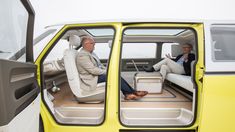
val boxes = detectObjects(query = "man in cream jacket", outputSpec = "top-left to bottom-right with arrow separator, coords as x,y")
76,36 -> 148,100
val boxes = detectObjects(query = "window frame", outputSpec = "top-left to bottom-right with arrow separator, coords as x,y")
205,23 -> 235,73
210,24 -> 235,62
118,25 -> 199,128
38,25 -> 116,126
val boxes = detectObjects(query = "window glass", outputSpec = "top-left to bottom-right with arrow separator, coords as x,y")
211,25 -> 235,61
161,43 -> 180,58
0,0 -> 28,61
124,29 -> 185,36
44,39 -> 69,62
86,28 -> 114,36
94,43 -> 111,59
33,29 -> 58,61
16,29 -> 58,62
122,43 -> 157,59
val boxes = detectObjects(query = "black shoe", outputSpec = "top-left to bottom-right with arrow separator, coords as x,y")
143,66 -> 155,72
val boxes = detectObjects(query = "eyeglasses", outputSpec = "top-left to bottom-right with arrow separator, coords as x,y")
86,42 -> 95,45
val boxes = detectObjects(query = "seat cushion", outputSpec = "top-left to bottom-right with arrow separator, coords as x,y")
166,73 -> 194,92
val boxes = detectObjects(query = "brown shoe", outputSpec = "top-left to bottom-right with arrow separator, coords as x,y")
134,91 -> 148,97
124,94 -> 141,100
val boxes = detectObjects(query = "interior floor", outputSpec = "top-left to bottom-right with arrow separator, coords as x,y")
50,82 -> 104,108
50,82 -> 192,111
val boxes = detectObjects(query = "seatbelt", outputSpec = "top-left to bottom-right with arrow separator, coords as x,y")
91,52 -> 103,68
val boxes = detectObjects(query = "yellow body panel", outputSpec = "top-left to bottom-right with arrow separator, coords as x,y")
36,23 -> 206,131
198,75 -> 235,132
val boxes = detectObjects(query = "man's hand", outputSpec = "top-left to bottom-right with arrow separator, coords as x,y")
183,54 -> 189,62
165,53 -> 172,58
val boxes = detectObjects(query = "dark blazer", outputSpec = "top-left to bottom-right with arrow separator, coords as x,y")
173,53 -> 195,76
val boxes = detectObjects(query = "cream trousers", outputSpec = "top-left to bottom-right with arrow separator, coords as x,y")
153,58 -> 185,80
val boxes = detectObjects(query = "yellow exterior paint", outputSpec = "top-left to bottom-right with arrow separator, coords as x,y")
36,22 -> 207,132
198,75 -> 235,132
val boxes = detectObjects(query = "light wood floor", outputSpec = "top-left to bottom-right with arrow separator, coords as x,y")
50,82 -> 192,111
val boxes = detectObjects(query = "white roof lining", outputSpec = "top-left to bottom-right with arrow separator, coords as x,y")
61,28 -> 196,45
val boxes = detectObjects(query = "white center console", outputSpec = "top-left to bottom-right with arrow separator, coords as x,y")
134,72 -> 163,93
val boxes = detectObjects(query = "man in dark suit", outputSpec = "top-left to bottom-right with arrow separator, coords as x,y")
144,43 -> 195,81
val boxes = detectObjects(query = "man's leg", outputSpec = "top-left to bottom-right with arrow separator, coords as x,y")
160,65 -> 171,81
164,58 -> 185,74
98,74 -> 135,95
98,74 -> 106,83
153,58 -> 169,71
153,58 -> 185,74
120,77 -> 135,95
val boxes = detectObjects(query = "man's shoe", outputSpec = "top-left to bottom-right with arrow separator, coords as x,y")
143,66 -> 155,72
134,91 -> 148,97
124,94 -> 141,100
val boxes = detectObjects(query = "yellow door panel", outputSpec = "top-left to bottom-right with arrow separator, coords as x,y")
199,75 -> 235,132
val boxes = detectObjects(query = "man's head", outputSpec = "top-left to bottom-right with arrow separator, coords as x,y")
181,43 -> 193,54
81,36 -> 95,52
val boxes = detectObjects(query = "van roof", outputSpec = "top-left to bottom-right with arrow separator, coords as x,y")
45,18 -> 235,28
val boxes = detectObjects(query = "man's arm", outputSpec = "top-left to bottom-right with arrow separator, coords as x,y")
172,54 -> 182,62
77,54 -> 106,75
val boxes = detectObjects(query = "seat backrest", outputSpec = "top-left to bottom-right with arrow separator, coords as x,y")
108,40 -> 113,48
191,60 -> 196,77
63,35 -> 83,97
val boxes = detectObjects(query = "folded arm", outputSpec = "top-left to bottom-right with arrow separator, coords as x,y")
77,55 -> 106,75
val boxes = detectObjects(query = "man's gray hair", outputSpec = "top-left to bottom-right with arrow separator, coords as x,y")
183,43 -> 193,49
81,36 -> 93,46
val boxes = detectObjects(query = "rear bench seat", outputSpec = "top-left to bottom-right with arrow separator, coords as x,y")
166,73 -> 194,92
166,61 -> 195,93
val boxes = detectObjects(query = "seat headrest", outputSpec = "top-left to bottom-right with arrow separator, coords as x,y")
171,44 -> 182,57
69,35 -> 81,47
108,40 -> 113,48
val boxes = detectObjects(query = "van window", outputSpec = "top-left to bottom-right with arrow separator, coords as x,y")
33,29 -> 58,61
44,39 -> 69,62
94,43 -> 110,59
0,0 -> 28,61
161,43 -> 180,58
122,43 -> 157,59
211,25 -> 235,61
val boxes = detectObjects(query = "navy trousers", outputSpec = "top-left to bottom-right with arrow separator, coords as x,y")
98,74 -> 135,95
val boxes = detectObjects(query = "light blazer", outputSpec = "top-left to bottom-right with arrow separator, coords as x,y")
76,48 -> 106,92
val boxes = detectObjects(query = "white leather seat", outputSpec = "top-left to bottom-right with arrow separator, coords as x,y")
108,40 -> 113,48
166,60 -> 195,93
166,73 -> 194,92
63,35 -> 105,103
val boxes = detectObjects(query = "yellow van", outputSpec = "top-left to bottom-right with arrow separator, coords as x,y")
1,0 -> 235,132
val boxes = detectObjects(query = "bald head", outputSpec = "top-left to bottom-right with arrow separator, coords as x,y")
81,36 -> 95,52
